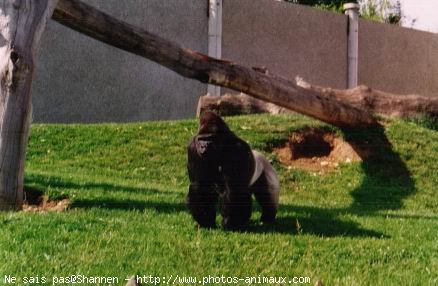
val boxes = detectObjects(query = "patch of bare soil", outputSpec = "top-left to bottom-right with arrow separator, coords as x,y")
22,188 -> 69,212
273,127 -> 371,172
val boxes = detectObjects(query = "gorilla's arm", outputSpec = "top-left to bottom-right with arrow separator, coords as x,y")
219,139 -> 254,230
186,138 -> 219,228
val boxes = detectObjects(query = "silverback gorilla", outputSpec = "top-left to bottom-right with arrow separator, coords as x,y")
187,111 -> 280,229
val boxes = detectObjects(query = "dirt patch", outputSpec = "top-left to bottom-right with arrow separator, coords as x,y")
273,127 -> 370,172
22,188 -> 69,212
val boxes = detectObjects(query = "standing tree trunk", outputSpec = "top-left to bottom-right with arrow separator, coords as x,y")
0,0 -> 58,210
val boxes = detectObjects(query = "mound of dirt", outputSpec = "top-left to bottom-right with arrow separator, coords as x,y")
23,188 -> 69,212
273,127 -> 370,172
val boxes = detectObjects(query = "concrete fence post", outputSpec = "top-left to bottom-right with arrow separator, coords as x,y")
344,3 -> 360,89
207,0 -> 223,96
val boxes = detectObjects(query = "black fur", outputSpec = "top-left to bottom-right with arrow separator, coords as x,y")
187,111 -> 279,230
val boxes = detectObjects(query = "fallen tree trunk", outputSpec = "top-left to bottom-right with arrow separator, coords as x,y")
199,78 -> 438,118
52,0 -> 377,128
197,93 -> 290,117
0,0 -> 58,210
295,77 -> 438,118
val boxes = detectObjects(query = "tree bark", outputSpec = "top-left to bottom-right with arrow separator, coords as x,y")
295,77 -> 438,118
197,93 -> 290,117
0,0 -> 58,210
52,0 -> 378,128
199,78 -> 438,118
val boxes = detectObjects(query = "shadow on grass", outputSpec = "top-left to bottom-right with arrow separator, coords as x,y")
71,198 -> 186,213
342,124 -> 416,214
25,173 -> 170,196
25,173 -> 186,213
247,205 -> 385,238
25,172 -> 384,237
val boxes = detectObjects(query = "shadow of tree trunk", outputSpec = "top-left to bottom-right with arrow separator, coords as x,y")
342,124 -> 416,214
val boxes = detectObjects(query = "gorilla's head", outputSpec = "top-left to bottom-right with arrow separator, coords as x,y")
198,111 -> 231,136
195,111 -> 234,156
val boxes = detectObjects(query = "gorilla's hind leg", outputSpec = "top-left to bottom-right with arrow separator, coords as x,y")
251,173 -> 279,224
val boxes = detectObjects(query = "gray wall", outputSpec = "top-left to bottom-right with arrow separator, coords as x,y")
222,0 -> 348,90
359,19 -> 438,97
33,0 -> 208,123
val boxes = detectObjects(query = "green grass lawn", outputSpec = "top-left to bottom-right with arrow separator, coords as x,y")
0,113 -> 437,285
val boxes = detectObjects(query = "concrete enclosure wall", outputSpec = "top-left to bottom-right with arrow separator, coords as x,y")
34,0 -> 208,123
222,0 -> 348,90
33,0 -> 438,123
359,19 -> 438,97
